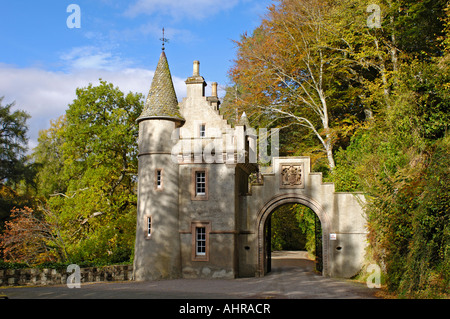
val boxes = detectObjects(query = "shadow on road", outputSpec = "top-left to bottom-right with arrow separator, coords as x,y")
270,250 -> 315,271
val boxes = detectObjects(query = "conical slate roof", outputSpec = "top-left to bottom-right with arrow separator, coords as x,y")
137,51 -> 185,123
237,111 -> 251,127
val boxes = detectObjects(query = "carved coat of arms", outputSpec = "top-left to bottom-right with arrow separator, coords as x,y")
280,164 -> 304,188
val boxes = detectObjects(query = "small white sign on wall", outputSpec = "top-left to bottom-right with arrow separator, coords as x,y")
330,233 -> 337,241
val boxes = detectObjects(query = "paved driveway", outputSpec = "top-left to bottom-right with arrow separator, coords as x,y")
0,252 -> 378,299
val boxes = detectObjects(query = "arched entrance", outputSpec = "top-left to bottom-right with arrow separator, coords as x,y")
256,194 -> 331,277
238,157 -> 367,278
264,203 -> 322,274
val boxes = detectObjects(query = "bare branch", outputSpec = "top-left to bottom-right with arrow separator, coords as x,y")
49,187 -> 89,198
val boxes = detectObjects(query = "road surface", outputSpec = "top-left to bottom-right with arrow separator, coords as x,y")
0,251 -> 378,299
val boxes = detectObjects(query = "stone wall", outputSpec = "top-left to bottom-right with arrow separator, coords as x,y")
0,265 -> 133,287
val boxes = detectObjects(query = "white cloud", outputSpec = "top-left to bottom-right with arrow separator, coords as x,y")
125,0 -> 240,20
111,22 -> 199,47
0,63 -> 186,153
60,46 -> 134,71
136,24 -> 199,44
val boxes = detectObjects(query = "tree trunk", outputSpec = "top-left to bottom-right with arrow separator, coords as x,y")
325,138 -> 335,170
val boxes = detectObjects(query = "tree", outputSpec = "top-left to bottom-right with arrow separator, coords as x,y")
227,0 -> 449,296
270,204 -> 318,258
0,97 -> 36,225
327,1 -> 450,296
270,204 -> 306,251
0,206 -> 67,264
229,0 -> 371,171
33,115 -> 66,198
394,0 -> 447,59
0,97 -> 30,184
34,80 -> 143,263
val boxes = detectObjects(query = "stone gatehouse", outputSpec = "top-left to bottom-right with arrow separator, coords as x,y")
133,49 -> 368,281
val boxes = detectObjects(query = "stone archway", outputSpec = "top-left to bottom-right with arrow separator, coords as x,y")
256,193 -> 331,277
239,157 -> 367,279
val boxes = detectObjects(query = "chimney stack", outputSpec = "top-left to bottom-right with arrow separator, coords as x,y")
186,60 -> 206,98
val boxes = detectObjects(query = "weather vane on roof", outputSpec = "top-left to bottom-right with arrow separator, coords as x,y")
160,27 -> 169,51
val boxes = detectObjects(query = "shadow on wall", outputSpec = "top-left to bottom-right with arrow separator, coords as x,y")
330,232 -> 364,278
133,147 -> 181,280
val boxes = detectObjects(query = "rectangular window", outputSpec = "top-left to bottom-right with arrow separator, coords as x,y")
191,168 -> 208,200
155,169 -> 163,190
156,170 -> 162,188
191,221 -> 210,261
196,171 -> 206,195
199,124 -> 206,138
196,227 -> 206,256
147,216 -> 152,237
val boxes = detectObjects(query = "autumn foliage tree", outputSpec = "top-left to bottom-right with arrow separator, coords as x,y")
0,206 -> 67,264
226,0 -> 449,297
228,0 -> 372,170
327,0 -> 450,297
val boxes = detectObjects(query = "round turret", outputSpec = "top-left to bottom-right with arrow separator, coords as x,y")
133,50 -> 184,281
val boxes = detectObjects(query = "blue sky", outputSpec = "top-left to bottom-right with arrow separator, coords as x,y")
0,0 -> 273,150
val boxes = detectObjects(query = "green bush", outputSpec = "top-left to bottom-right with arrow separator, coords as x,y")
0,260 -> 29,270
0,259 -> 132,270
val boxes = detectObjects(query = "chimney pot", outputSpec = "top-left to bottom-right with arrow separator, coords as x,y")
193,60 -> 200,76
211,82 -> 218,97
